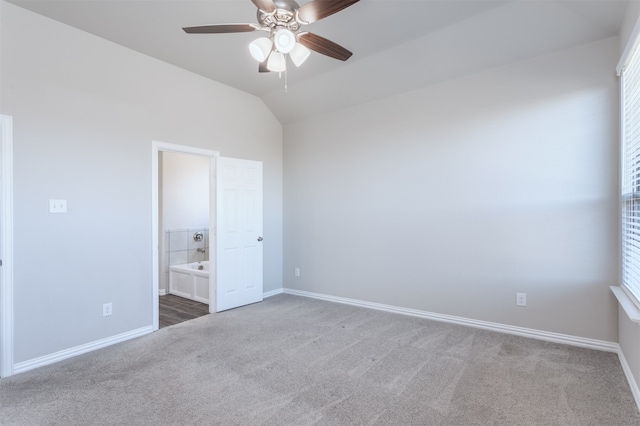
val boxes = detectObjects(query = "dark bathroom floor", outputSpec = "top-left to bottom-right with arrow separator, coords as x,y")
159,294 -> 209,328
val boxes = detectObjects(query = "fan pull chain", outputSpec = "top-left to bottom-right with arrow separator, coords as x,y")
276,57 -> 288,93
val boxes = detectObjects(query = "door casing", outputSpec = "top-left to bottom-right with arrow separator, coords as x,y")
0,115 -> 14,378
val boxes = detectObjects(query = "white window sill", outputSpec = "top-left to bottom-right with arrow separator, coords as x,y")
611,286 -> 640,323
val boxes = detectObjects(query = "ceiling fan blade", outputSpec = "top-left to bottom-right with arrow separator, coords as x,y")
259,60 -> 270,73
298,32 -> 352,61
252,0 -> 276,13
183,24 -> 258,34
297,0 -> 360,24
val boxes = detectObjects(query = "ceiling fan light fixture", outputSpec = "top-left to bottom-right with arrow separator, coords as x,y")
249,37 -> 273,62
290,42 -> 311,67
273,29 -> 296,54
267,51 -> 287,72
184,0 -> 360,76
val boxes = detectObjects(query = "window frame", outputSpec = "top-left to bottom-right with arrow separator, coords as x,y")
620,38 -> 640,311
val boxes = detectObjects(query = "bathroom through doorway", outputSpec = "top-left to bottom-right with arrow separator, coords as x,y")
151,141 -> 264,331
158,150 -> 211,327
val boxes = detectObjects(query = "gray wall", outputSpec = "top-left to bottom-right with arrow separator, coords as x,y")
1,2 -> 283,363
620,0 -> 640,53
284,37 -> 620,342
1,0 -> 635,377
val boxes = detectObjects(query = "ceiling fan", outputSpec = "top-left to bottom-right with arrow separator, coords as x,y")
183,0 -> 360,73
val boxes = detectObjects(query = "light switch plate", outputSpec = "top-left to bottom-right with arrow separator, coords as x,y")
49,199 -> 67,213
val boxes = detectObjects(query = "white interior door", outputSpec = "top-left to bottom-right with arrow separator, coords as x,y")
215,157 -> 263,312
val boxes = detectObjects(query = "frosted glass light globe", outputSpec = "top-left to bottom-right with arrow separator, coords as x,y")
267,51 -> 286,72
249,37 -> 273,62
290,43 -> 311,67
274,29 -> 295,54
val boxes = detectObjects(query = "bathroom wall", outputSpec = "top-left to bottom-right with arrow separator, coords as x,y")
160,151 -> 209,229
159,151 -> 210,294
163,228 -> 209,295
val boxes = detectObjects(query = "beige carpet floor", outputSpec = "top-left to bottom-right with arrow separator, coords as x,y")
1,294 -> 639,425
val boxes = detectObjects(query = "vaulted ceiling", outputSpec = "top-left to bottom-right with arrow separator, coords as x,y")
7,0 -> 629,124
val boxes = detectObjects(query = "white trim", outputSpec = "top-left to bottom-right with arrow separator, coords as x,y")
151,141 -> 220,330
617,346 -> 640,412
619,39 -> 640,311
151,143 -> 160,331
611,286 -> 640,322
8,289 -> 638,412
283,289 -> 640,407
263,288 -> 284,299
283,289 -> 619,353
0,115 -> 14,378
209,156 -> 217,313
12,326 -> 153,375
619,65 -> 626,308
154,141 -> 221,158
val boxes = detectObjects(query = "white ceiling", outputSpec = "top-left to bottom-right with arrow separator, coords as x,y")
7,0 -> 629,124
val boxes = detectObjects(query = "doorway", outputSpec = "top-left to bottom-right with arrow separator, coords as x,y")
152,141 -> 218,331
158,149 -> 211,327
152,141 -> 265,330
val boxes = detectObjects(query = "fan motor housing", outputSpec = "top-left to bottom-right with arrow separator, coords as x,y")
257,0 -> 301,32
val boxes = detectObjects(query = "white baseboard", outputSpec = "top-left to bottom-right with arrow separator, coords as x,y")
264,288 -> 284,299
10,288 -> 639,413
617,346 -> 640,411
283,289 -> 619,352
11,290 -> 284,376
13,326 -> 153,375
283,289 -> 640,410
159,289 -> 167,296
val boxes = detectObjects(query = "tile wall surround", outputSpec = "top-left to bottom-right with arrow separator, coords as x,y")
160,228 -> 209,294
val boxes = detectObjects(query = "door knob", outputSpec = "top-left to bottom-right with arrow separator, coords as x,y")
257,236 -> 263,242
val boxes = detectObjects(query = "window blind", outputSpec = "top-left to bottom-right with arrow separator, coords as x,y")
622,41 -> 640,303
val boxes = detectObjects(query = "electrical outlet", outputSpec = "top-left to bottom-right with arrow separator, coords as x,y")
103,303 -> 112,317
516,293 -> 527,307
294,267 -> 300,277
49,199 -> 67,213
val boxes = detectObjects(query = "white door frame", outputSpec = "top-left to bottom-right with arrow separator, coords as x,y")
151,141 -> 219,330
0,115 -> 14,377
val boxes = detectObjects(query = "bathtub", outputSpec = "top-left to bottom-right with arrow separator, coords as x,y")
169,261 -> 210,304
